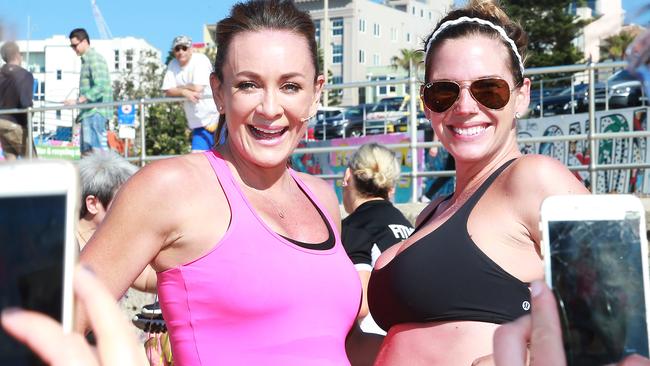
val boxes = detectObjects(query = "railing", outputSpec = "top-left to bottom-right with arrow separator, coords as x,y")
1,61 -> 647,200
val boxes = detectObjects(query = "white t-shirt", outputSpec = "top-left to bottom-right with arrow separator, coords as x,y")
162,52 -> 219,129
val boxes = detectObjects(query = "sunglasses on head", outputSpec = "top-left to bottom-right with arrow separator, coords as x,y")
174,45 -> 189,52
420,77 -> 514,113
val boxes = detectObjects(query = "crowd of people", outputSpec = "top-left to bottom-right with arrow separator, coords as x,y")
3,0 -> 650,365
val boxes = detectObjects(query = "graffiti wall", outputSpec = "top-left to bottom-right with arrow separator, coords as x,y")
517,107 -> 649,193
291,132 -> 425,203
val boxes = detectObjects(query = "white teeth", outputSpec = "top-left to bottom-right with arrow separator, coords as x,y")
252,126 -> 283,134
452,125 -> 486,136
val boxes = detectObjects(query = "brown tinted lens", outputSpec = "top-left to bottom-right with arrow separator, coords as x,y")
424,81 -> 460,113
470,78 -> 510,109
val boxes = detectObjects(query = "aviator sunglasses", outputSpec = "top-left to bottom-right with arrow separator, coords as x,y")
420,77 -> 515,113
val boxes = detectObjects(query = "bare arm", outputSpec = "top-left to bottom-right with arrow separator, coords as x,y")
130,265 -> 158,293
76,160 -> 189,332
509,155 -> 590,250
357,270 -> 371,319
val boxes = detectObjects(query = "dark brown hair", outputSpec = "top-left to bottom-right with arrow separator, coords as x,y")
423,0 -> 527,86
69,28 -> 90,43
212,0 -> 319,144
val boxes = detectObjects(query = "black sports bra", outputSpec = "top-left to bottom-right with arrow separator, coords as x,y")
367,159 -> 531,332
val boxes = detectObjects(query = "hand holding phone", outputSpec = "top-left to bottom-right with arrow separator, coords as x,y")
1,265 -> 147,366
0,161 -> 78,365
541,194 -> 650,365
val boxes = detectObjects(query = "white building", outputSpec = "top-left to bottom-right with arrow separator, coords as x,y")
204,0 -> 452,106
299,0 -> 452,105
572,0 -> 626,62
2,36 -> 161,134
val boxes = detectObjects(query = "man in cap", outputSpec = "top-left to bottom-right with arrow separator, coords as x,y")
162,35 -> 219,152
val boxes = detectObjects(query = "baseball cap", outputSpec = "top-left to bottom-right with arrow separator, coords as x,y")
172,35 -> 192,49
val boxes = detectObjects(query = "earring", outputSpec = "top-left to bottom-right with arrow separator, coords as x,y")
341,180 -> 348,187
218,106 -> 223,111
515,112 -> 521,119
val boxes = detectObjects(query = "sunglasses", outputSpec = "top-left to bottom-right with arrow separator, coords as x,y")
420,77 -> 514,113
174,45 -> 189,53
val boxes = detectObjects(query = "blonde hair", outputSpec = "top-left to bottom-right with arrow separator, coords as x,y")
348,143 -> 401,199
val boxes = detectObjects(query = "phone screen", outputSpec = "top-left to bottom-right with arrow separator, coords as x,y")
0,194 -> 67,366
548,217 -> 649,365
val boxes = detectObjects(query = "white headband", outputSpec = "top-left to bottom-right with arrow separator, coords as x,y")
425,16 -> 524,77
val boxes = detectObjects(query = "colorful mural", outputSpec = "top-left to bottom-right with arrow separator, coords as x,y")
517,107 -> 649,193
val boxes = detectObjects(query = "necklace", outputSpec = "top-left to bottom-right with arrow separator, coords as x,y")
241,176 -> 293,220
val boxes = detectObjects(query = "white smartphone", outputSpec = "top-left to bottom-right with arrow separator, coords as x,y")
541,194 -> 650,365
0,160 -> 78,365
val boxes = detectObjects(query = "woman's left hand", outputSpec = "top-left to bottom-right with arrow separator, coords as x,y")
1,265 -> 147,366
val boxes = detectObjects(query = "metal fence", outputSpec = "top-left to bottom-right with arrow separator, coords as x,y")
2,60 -> 649,201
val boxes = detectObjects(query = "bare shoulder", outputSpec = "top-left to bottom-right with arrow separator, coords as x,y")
124,154 -> 209,199
295,171 -> 341,224
506,154 -> 589,196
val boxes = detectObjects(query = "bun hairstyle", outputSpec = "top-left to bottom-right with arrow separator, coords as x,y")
423,0 -> 528,87
348,143 -> 401,200
212,0 -> 319,145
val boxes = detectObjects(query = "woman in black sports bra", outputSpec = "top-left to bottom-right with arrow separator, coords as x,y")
366,0 -> 589,364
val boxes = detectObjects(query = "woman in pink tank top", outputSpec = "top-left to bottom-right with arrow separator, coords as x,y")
76,1 -> 373,364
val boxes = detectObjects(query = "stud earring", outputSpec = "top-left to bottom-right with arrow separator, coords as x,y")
515,112 -> 521,119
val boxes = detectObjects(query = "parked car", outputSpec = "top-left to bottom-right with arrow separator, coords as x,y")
528,83 -> 607,117
390,111 -> 432,134
313,104 -> 374,140
605,69 -> 645,109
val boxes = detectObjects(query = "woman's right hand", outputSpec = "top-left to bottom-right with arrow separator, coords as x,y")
1,265 -> 147,366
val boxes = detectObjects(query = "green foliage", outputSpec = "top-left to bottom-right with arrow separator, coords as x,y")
113,50 -> 190,156
600,31 -> 636,61
502,0 -> 586,68
390,48 -> 424,77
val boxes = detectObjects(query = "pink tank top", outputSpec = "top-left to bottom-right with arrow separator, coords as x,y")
157,150 -> 361,365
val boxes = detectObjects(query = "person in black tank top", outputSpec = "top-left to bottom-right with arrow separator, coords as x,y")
366,1 -> 590,365
341,143 -> 414,335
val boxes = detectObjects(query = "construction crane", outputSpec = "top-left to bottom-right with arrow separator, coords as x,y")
91,0 -> 113,39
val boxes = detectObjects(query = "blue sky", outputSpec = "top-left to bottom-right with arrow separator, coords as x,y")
0,0 -> 649,57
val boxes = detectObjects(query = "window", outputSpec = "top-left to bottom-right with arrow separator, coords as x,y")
56,70 -> 62,80
114,50 -> 119,70
314,20 -> 320,44
359,49 -> 366,64
359,18 -> 366,33
373,23 -> 380,37
332,18 -> 343,36
373,53 -> 380,66
332,44 -> 343,64
429,11 -> 432,20
33,81 -> 45,101
406,32 -> 411,43
412,6 -> 415,14
331,76 -> 343,84
371,75 -> 396,96
56,110 -> 61,120
420,9 -> 424,17
126,49 -> 134,70
391,28 -> 398,42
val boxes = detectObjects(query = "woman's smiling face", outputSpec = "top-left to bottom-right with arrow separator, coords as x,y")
424,35 -> 530,164
211,29 -> 323,168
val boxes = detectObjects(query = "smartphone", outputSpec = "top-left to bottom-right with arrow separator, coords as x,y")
541,194 -> 650,366
0,160 -> 78,365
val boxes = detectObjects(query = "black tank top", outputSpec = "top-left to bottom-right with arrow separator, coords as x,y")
367,159 -> 531,332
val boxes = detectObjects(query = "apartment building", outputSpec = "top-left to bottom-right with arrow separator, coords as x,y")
1,36 -> 161,134
203,0 -> 452,106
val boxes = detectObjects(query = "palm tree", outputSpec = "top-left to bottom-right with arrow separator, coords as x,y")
390,48 -> 424,78
600,31 -> 636,61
